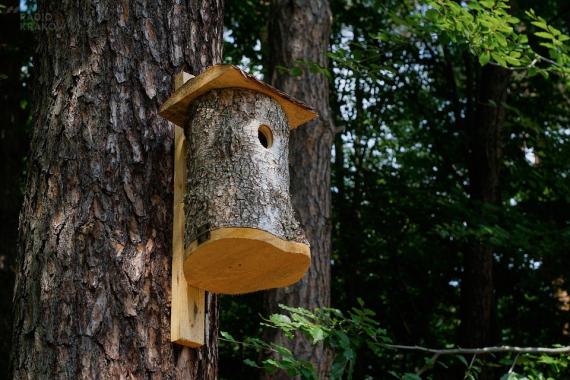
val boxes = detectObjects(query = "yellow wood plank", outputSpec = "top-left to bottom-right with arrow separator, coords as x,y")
171,71 -> 205,347
159,64 -> 319,129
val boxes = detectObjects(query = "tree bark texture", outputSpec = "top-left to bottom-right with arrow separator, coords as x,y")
11,1 -> 223,378
263,0 -> 335,378
460,65 -> 511,349
184,89 -> 307,246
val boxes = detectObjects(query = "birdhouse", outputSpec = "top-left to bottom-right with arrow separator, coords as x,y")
159,65 -> 318,346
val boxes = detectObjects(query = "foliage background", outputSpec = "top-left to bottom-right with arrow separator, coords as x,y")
220,0 -> 570,378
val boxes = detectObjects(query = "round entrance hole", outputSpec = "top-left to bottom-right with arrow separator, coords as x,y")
258,124 -> 273,149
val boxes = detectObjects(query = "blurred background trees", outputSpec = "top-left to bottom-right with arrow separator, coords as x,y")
221,0 -> 570,378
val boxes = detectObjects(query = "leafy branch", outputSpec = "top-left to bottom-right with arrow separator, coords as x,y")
221,304 -> 570,379
326,0 -> 570,83
420,0 -> 570,79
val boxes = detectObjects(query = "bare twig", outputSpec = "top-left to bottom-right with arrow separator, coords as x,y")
508,353 -> 520,374
384,343 -> 570,355
416,353 -> 440,376
464,354 -> 478,380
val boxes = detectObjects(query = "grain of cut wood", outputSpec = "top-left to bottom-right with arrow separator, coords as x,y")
184,228 -> 310,294
171,71 -> 206,347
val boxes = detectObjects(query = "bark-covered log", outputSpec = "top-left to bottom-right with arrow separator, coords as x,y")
11,0 -> 223,378
182,88 -> 310,294
184,88 -> 307,246
264,0 -> 335,378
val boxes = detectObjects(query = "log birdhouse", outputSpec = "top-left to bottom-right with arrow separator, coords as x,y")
159,65 -> 318,346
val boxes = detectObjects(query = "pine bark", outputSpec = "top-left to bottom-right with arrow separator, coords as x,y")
11,1 -> 223,378
263,0 -> 334,378
460,65 -> 511,348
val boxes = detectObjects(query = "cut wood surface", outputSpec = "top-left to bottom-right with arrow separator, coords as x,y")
159,64 -> 318,129
184,227 -> 310,294
171,71 -> 206,347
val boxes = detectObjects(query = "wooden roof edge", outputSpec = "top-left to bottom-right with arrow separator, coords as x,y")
159,64 -> 319,129
230,65 -> 317,113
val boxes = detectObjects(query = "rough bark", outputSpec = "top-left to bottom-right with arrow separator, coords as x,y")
263,0 -> 335,378
460,64 -> 511,349
11,0 -> 223,378
185,89 -> 306,246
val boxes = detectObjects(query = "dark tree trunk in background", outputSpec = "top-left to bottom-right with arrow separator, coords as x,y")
0,1 -> 32,376
11,0 -> 223,378
263,0 -> 335,378
460,65 -> 511,349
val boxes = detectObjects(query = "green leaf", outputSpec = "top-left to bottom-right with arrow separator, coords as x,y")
500,373 -> 528,380
308,326 -> 325,343
271,314 -> 292,324
507,16 -> 520,24
538,355 -> 559,365
274,345 -> 293,357
456,355 -> 469,366
504,56 -> 521,66
290,66 -> 303,76
492,52 -> 507,67
264,358 -> 285,370
467,2 -> 482,11
243,359 -> 260,368
535,31 -> 554,39
402,373 -> 422,380
479,51 -> 491,66
531,20 -> 549,30
220,331 -> 235,342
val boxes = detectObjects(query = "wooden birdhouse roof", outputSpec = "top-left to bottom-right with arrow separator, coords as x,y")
159,64 -> 318,128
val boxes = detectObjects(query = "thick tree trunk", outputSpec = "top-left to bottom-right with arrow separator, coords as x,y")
460,65 -> 511,349
263,0 -> 334,378
11,1 -> 223,378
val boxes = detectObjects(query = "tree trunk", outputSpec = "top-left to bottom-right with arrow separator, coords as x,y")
11,0 -> 223,378
263,0 -> 334,378
460,64 -> 511,349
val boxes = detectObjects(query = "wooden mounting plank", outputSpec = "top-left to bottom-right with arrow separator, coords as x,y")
170,71 -> 205,347
159,64 -> 319,129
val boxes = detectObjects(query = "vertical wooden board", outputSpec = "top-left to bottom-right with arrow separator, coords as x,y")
171,72 -> 205,347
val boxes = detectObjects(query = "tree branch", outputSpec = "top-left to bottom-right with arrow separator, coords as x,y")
384,343 -> 570,355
